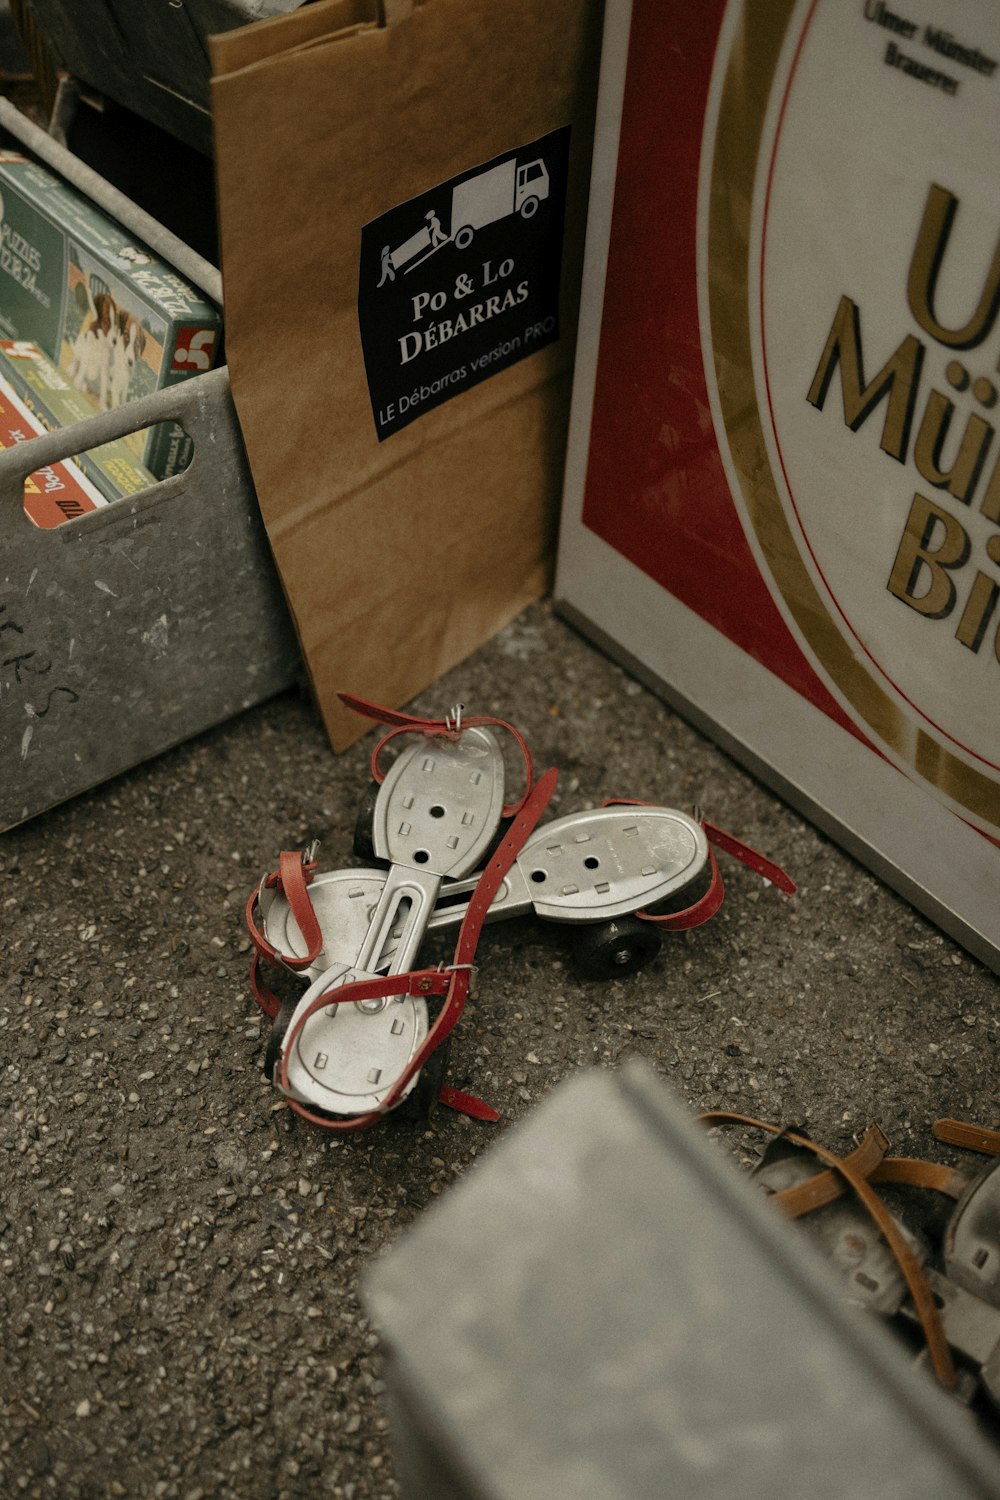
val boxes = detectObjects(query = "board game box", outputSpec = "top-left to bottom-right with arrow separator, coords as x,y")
0,150 -> 221,479
0,369 -> 109,528
0,338 -> 156,502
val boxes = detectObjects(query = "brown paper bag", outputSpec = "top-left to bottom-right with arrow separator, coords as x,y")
210,0 -> 603,748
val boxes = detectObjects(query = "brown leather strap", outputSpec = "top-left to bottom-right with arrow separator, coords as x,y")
699,1111 -> 957,1387
874,1157 -> 969,1199
932,1117 -> 1000,1157
772,1150 -> 968,1217
771,1124 -> 889,1218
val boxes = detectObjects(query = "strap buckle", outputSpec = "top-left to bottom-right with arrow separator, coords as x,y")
442,961 -> 479,998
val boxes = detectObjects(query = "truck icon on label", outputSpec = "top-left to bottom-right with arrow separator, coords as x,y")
450,156 -> 550,248
382,154 -> 550,280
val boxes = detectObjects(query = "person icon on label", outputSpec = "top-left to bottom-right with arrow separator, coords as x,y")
378,245 -> 395,286
425,209 -> 448,248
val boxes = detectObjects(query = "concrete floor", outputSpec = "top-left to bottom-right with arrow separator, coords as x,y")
2,596 -> 998,1499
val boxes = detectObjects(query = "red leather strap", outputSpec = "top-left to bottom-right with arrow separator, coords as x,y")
273,850 -> 324,968
601,800 -> 794,930
245,884 -> 271,958
279,765 -> 559,1132
245,850 -> 324,1023
339,693 -> 449,731
249,952 -> 282,1021
637,845 -> 725,930
438,1085 -> 501,1122
245,850 -> 322,973
339,691 -> 534,817
702,822 -> 797,894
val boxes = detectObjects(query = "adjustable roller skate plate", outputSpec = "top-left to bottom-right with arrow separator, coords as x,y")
425,806 -> 709,932
512,805 -> 708,923
281,959 -> 430,1113
278,726 -> 506,1115
259,868 -> 404,980
753,1146 -> 915,1319
354,725 -> 506,977
944,1161 -> 1000,1309
262,803 -> 710,972
371,726 -> 507,870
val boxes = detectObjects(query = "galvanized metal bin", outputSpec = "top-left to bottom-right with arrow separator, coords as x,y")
0,99 -> 300,832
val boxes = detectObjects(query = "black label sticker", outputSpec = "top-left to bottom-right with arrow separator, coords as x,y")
358,126 -> 571,440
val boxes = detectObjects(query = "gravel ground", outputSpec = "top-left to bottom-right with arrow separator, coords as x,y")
1,598 -> 998,1499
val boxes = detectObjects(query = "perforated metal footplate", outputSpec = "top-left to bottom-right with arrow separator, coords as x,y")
514,805 -> 708,923
281,961 -> 430,1114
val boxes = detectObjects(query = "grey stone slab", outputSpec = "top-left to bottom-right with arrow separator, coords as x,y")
366,1061 -> 1000,1500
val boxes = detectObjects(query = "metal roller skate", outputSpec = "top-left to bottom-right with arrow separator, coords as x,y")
707,1110 -> 1000,1411
266,714 -> 507,1119
256,800 -> 793,987
246,695 -> 794,1133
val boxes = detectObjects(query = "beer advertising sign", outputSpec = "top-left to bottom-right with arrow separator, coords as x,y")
557,0 -> 1000,965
